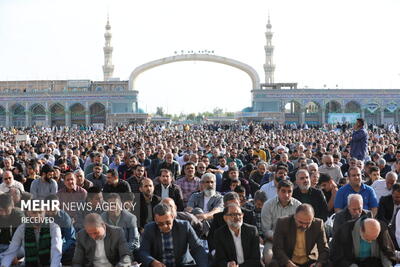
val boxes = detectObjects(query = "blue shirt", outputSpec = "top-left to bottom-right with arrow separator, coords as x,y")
334,183 -> 379,210
359,238 -> 372,259
53,210 -> 76,253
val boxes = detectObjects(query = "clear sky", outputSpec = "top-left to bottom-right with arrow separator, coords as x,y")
1,0 -> 400,114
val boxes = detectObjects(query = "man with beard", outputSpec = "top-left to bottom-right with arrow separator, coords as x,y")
318,154 -> 343,184
127,164 -> 146,193
293,169 -> 329,221
208,192 -> 255,254
271,204 -> 329,267
0,201 -> 62,267
260,165 -> 288,201
186,173 -> 223,221
213,203 -> 261,267
139,178 -> 161,232
30,164 -> 58,200
154,169 -> 184,211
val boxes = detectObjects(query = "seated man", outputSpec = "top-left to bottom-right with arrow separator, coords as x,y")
376,182 -> 400,226
260,165 -> 288,200
271,204 -> 329,267
220,167 -> 251,197
161,197 -> 208,239
139,178 -> 161,231
293,169 -> 328,221
372,171 -> 397,202
72,213 -> 132,267
101,193 -> 140,253
138,203 -> 208,267
86,163 -> 107,190
261,180 -> 301,265
0,194 -> 24,255
57,171 -> 87,222
74,169 -> 93,191
213,203 -> 261,267
0,201 -> 62,267
333,194 -> 371,236
102,169 -> 131,202
331,217 -> 395,266
208,192 -> 255,254
175,162 -> 200,207
154,169 -> 184,211
186,173 -> 223,221
0,171 -> 24,193
44,194 -> 76,265
74,186 -> 104,232
30,164 -> 58,200
334,166 -> 379,217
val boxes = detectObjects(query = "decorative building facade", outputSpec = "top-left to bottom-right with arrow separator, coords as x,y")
0,80 -> 144,127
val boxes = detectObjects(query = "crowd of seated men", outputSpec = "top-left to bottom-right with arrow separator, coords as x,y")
0,121 -> 399,266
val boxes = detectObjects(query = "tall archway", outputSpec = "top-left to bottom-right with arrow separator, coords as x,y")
90,103 -> 106,124
70,103 -> 85,126
50,103 -> 65,126
11,104 -> 25,127
30,104 -> 46,126
0,106 -> 6,126
129,54 -> 260,91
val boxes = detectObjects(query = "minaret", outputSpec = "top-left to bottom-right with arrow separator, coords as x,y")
103,16 -> 114,81
264,14 -> 275,84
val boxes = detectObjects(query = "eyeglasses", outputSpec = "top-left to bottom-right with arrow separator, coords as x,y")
226,213 -> 243,218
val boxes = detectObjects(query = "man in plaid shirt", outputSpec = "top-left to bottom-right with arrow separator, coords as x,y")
175,162 -> 200,207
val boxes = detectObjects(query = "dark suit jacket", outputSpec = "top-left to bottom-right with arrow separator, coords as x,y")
332,208 -> 371,236
72,224 -> 132,267
293,187 -> 329,221
377,194 -> 395,225
330,218 -> 396,266
139,194 -> 161,230
154,183 -> 184,211
138,219 -> 208,267
213,223 -> 261,267
272,215 -> 329,266
207,207 -> 255,252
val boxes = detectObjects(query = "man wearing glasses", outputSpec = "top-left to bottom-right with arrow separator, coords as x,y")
139,203 -> 208,267
213,203 -> 261,267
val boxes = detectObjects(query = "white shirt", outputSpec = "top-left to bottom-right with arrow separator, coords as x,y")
161,184 -> 170,199
371,179 -> 391,202
260,181 -> 277,201
1,223 -> 62,267
93,232 -> 113,267
228,227 -> 244,265
0,180 -> 25,193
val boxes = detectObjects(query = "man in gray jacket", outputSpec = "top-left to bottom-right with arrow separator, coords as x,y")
72,213 -> 132,267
